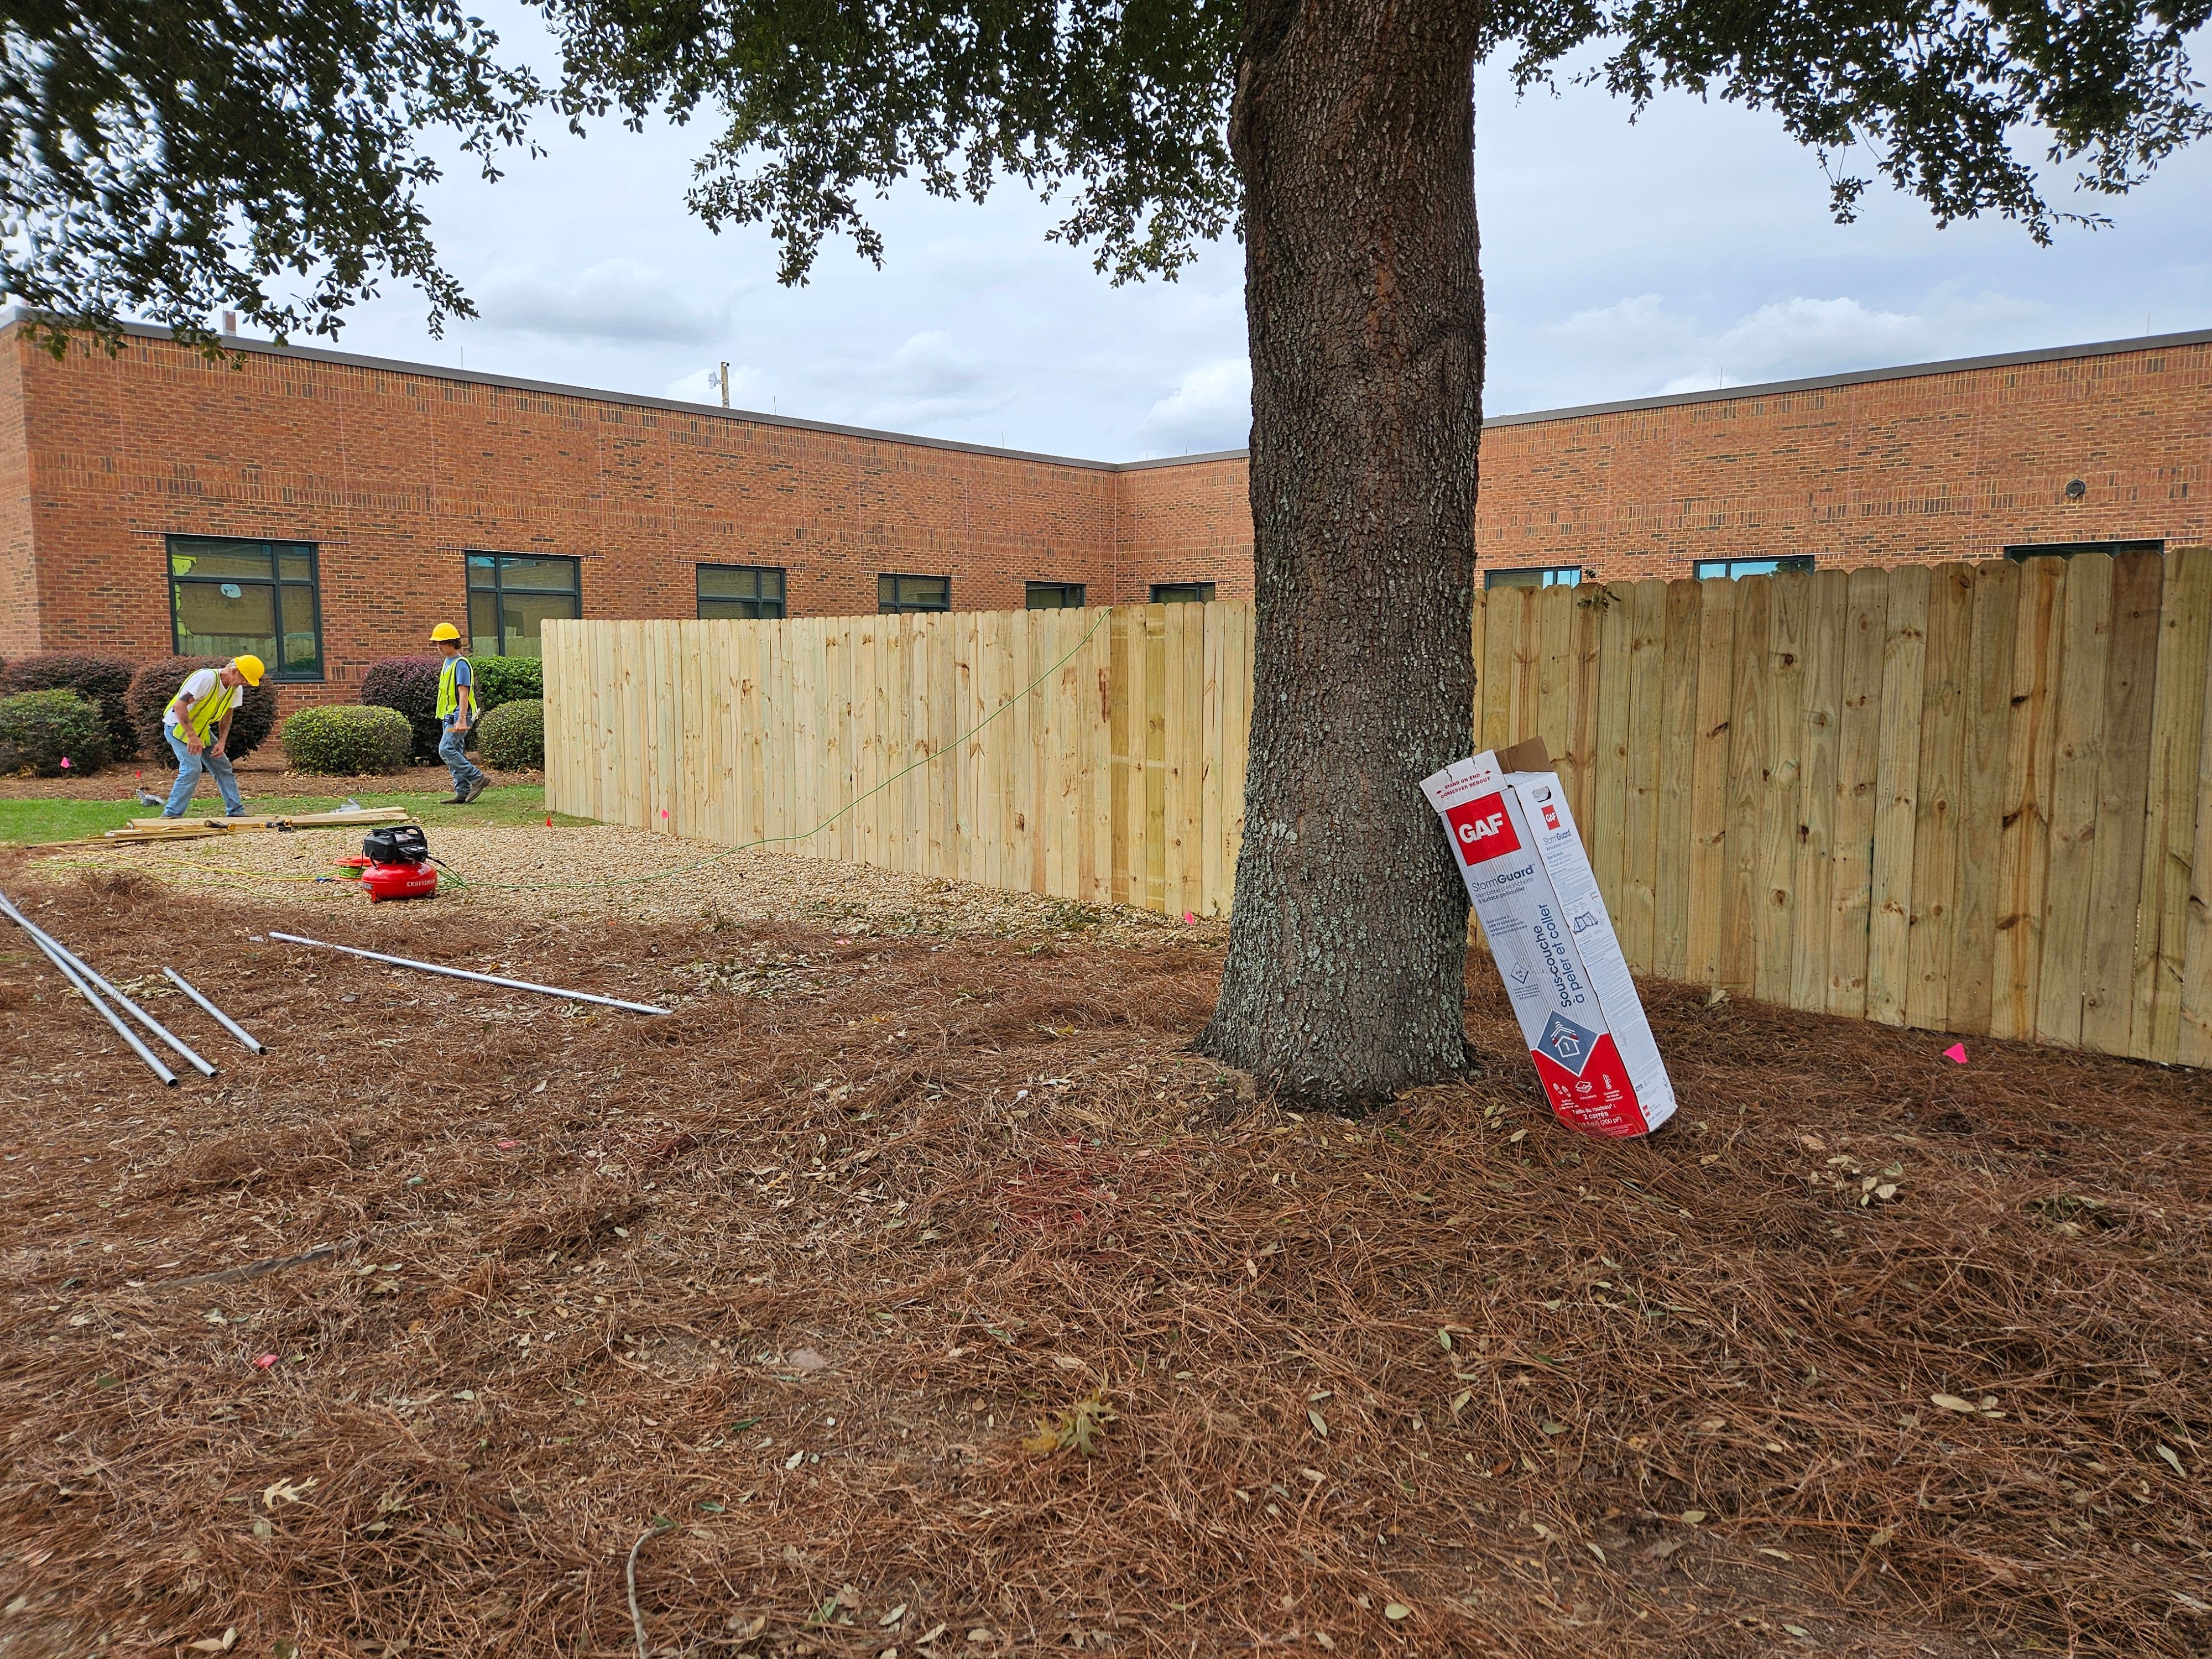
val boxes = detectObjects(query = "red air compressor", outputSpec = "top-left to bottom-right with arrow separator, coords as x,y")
360,824 -> 439,902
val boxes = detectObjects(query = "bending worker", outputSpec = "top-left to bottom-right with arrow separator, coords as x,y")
432,623 -> 489,804
161,654 -> 263,818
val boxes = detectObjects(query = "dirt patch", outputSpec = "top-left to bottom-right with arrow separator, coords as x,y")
0,868 -> 2206,1657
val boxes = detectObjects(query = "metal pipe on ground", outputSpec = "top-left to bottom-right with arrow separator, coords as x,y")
267,931 -> 670,1015
163,968 -> 267,1054
0,896 -> 178,1086
0,891 -> 218,1077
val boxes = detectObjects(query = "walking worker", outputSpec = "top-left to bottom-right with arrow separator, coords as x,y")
160,654 -> 263,818
431,623 -> 489,805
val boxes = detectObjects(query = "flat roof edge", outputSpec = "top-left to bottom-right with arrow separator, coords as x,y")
7,310 -> 2204,464
1482,327 -> 2212,429
4,314 -> 1122,472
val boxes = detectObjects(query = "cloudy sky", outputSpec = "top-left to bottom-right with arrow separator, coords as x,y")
326,9 -> 2212,462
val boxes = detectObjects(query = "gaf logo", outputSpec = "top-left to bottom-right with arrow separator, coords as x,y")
1446,791 -> 1521,865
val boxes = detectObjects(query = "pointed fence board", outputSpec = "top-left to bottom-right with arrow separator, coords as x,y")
541,551 -> 2212,1070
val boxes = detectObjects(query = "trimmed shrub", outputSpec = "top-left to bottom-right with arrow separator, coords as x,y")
280,705 -> 412,775
472,654 -> 541,714
0,652 -> 139,759
0,689 -> 112,776
126,656 -> 279,762
475,697 -> 544,772
359,655 -> 446,763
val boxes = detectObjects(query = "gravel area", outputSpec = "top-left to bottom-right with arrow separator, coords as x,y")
39,819 -> 1219,945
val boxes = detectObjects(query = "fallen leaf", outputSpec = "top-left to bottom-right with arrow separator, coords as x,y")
4,1596 -> 29,1615
1783,1624 -> 1811,1637
1437,1329 -> 1453,1351
1307,1407 -> 1329,1438
1538,1421 -> 1567,1436
1758,1547 -> 1792,1560
1679,1510 -> 1707,1525
261,1476 -> 316,1509
1449,1389 -> 1472,1418
1050,1355 -> 1085,1371
784,1450 -> 805,1470
1867,1527 -> 1895,1548
1929,1394 -> 1976,1413
2155,1444 -> 2185,1475
788,1347 -> 828,1373
880,1604 -> 908,1627
1383,1604 -> 1411,1621
252,1354 -> 278,1370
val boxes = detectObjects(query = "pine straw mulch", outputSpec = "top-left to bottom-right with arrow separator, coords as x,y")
0,869 -> 2208,1659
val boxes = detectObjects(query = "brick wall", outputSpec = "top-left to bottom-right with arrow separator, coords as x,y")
4,321 -> 2208,709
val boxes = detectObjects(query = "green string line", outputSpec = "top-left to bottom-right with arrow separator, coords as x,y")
441,610 -> 1113,898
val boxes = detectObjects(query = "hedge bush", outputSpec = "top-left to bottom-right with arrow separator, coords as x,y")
126,657 -> 279,761
475,697 -> 544,771
0,652 -> 139,759
472,654 -> 541,714
359,655 -> 446,763
279,705 -> 413,775
0,689 -> 112,776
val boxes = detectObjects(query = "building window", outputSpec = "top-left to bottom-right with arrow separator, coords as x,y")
1025,581 -> 1086,610
1483,566 -> 1582,589
879,573 -> 951,614
698,564 -> 787,620
1150,582 -> 1217,604
467,553 -> 581,658
167,535 -> 324,680
2005,539 -> 2164,561
1694,556 -> 1816,581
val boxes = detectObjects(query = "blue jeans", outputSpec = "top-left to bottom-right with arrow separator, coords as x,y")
439,716 -> 487,794
163,729 -> 246,817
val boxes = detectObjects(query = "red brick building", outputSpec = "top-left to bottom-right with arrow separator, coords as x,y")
1,317 -> 2205,704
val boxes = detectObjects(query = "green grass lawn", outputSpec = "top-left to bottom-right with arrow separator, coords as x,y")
0,786 -> 593,846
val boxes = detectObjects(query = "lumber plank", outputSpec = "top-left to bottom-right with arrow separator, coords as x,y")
1722,573 -> 1769,994
1569,584 -> 1605,827
1537,581 -> 1575,768
1201,602 -> 1225,915
2182,578 -> 2212,1067
1906,563 -> 1973,1032
1590,584 -> 1632,921
1867,566 -> 1928,1026
1756,572 -> 1808,1005
1109,607 -> 1135,906
1144,603 -> 1169,914
2080,551 -> 2163,1053
1220,600 -> 1252,916
1947,561 -> 2020,1036
1991,557 -> 2063,1041
1792,570 -> 1846,1012
1480,586 -> 1520,752
1654,576 -> 1702,982
1687,575 -> 1737,988
2131,544 -> 2212,1060
2036,549 -> 2111,1048
123,807 -> 408,831
1621,579 -> 1667,973
1826,568 -> 1887,1019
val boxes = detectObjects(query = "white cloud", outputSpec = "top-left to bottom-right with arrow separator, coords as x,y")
1140,358 -> 1251,455
474,259 -> 745,346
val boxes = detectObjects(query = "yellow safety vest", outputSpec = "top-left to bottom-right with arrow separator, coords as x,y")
437,656 -> 471,719
171,675 -> 238,742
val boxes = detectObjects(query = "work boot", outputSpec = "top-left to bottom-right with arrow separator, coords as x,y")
463,777 -> 488,804
440,791 -> 467,806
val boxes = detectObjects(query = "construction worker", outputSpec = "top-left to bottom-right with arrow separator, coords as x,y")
161,655 -> 263,818
432,623 -> 489,804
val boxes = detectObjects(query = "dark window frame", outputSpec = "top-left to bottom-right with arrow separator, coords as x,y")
2004,539 -> 2164,561
166,534 -> 326,681
1482,566 -> 1583,590
1693,556 -> 1816,581
466,551 -> 582,658
1025,581 -> 1087,610
697,563 -> 789,620
1150,581 -> 1217,604
878,572 -> 952,614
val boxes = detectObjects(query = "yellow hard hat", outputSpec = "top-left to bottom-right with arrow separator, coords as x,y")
430,622 -> 462,643
231,654 -> 265,686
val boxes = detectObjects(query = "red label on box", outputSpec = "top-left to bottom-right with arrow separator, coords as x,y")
1528,1032 -> 1652,1138
1444,792 -> 1520,865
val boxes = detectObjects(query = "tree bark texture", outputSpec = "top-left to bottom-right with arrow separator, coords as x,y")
1198,0 -> 1484,1106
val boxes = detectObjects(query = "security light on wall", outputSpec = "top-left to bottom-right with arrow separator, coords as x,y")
2065,478 -> 2086,499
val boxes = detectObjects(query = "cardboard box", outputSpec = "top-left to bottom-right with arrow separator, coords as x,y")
1422,748 -> 1677,1137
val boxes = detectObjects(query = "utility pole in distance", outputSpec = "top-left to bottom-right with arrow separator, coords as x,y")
718,362 -> 730,408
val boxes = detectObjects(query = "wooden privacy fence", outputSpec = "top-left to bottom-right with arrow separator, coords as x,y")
543,545 -> 2212,1070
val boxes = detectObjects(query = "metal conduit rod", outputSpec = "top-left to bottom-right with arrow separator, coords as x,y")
163,968 -> 267,1054
0,892 -> 217,1077
0,898 -> 177,1086
267,931 -> 670,1015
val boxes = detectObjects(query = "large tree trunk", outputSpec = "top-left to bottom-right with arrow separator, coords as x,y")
1197,0 -> 1485,1108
